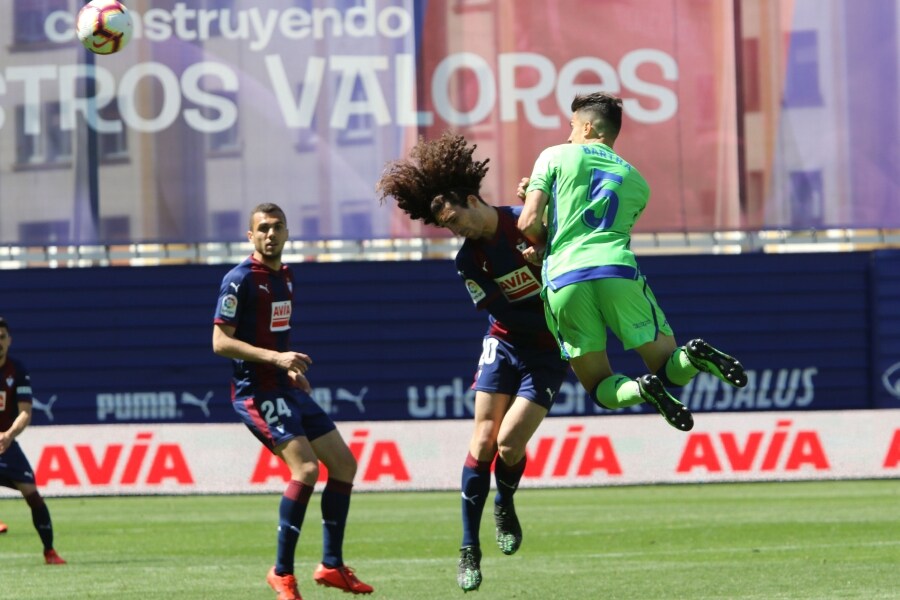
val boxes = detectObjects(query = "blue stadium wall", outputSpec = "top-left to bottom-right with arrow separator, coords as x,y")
3,250 -> 899,426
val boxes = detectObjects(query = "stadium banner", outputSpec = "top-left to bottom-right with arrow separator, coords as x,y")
1,2 -> 896,247
5,410 -> 899,497
873,250 -> 900,409
1,251 -> 882,426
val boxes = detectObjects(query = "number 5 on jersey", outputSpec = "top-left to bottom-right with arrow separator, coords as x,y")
583,168 -> 623,230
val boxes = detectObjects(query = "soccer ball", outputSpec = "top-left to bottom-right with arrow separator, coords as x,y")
75,0 -> 133,55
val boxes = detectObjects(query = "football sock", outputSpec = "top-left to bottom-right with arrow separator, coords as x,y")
593,374 -> 644,409
25,491 -> 53,551
460,452 -> 492,547
275,480 -> 313,575
494,456 -> 526,506
321,478 -> 353,568
659,347 -> 699,387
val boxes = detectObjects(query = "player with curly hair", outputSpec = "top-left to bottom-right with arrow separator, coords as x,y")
377,132 -> 569,593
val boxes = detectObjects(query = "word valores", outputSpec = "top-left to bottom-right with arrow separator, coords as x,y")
0,50 -> 678,136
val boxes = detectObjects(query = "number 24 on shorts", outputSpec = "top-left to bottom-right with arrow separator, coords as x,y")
260,397 -> 293,425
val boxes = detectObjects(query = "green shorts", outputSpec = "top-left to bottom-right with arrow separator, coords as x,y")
543,276 -> 673,359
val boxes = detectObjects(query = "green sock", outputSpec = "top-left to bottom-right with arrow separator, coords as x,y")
664,347 -> 699,386
593,375 -> 644,409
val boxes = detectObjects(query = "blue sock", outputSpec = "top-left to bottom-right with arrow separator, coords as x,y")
494,456 -> 526,506
25,492 -> 53,551
275,480 -> 313,575
321,478 -> 353,568
461,452 -> 492,548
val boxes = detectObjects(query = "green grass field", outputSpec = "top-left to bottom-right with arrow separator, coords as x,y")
1,480 -> 898,599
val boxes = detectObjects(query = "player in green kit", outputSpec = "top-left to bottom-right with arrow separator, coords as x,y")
518,92 -> 747,431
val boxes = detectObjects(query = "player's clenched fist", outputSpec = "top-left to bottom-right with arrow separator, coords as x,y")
516,177 -> 530,201
276,351 -> 312,374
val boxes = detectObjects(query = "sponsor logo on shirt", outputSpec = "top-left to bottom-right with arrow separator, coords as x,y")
465,279 -> 486,304
494,266 -> 540,301
271,300 -> 291,331
221,294 -> 238,319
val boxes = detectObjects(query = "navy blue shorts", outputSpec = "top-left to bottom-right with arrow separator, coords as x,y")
233,388 -> 336,451
0,441 -> 36,488
473,336 -> 569,410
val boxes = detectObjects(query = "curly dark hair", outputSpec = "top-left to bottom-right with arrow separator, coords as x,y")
375,132 -> 489,226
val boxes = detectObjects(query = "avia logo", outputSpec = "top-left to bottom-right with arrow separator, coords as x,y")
35,432 -> 195,486
523,425 -> 622,478
494,266 -> 540,301
884,429 -> 900,468
32,395 -> 58,422
270,300 -> 291,331
250,429 -> 410,483
676,419 -> 830,473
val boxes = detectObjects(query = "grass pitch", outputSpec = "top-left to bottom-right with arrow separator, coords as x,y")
1,480 -> 898,599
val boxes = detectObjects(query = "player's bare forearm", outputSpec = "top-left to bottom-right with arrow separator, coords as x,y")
212,324 -> 312,373
518,189 -> 549,245
0,406 -> 31,452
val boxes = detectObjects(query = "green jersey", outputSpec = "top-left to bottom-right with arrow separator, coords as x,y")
527,142 -> 650,291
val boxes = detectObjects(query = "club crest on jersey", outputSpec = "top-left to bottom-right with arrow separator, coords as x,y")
465,279 -> 486,304
270,300 -> 291,331
5,376 -> 13,388
494,266 -> 540,301
221,294 -> 238,318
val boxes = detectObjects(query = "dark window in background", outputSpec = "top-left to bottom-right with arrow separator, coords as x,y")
204,92 -> 241,155
15,103 -> 72,166
13,0 -> 67,46
742,38 -> 761,112
100,216 -> 131,242
98,103 -> 129,161
783,30 -> 824,108
19,220 -> 70,245
790,170 -> 824,227
211,210 -> 242,240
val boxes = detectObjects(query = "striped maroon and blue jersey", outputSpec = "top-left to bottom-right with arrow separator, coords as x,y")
456,206 -> 557,350
0,357 -> 32,431
214,255 -> 295,400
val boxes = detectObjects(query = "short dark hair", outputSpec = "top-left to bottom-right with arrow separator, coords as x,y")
375,132 -> 489,226
0,317 -> 8,333
571,92 -> 623,139
248,203 -> 287,230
